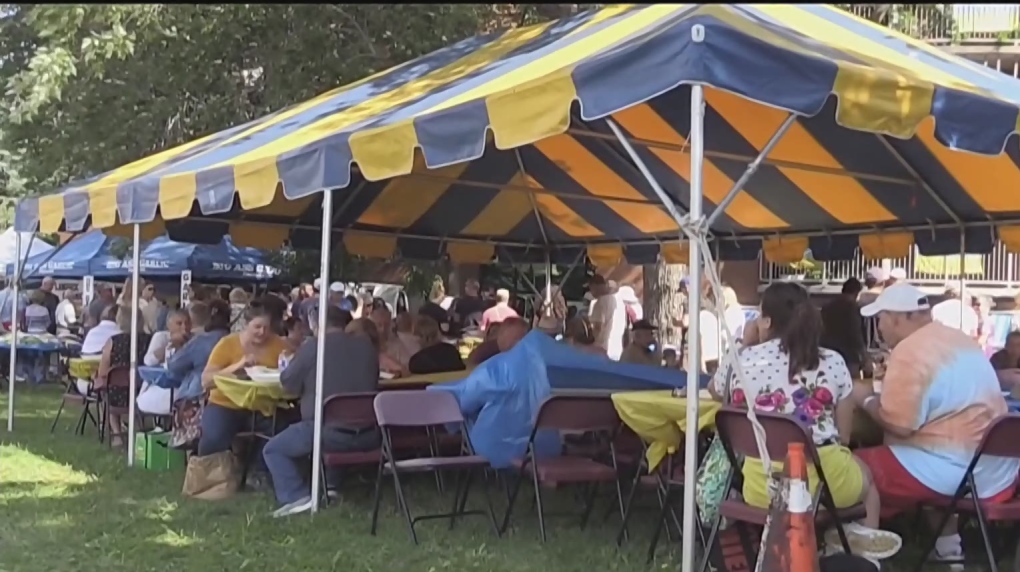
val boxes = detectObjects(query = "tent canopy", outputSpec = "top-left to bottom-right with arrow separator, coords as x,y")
0,228 -> 54,275
13,4 -> 1020,265
11,229 -> 277,281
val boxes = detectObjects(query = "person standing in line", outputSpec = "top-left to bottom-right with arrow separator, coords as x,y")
38,276 -> 59,335
931,283 -> 979,338
588,275 -> 627,361
480,288 -> 519,332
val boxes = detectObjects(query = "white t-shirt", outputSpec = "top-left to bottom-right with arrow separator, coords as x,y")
712,338 -> 853,445
81,320 -> 121,355
723,306 -> 746,344
590,293 -> 627,360
699,310 -> 721,363
56,299 -> 77,335
931,299 -> 979,337
144,330 -> 171,366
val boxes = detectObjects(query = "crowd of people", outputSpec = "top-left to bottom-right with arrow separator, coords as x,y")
709,268 -> 1020,567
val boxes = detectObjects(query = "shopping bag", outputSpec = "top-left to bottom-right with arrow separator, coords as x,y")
182,451 -> 238,501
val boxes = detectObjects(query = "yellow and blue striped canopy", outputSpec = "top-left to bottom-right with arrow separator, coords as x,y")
15,4 -> 1020,265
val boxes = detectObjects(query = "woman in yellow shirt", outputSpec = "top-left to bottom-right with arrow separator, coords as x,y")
197,304 -> 288,457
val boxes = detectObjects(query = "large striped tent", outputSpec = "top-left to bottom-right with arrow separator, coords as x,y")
14,4 -> 1020,266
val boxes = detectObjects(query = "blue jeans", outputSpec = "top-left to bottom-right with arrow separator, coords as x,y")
197,403 -> 278,472
262,419 -> 380,505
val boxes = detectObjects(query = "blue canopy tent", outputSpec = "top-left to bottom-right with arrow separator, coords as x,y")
11,230 -> 277,281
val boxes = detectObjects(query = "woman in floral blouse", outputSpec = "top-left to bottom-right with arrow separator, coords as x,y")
709,282 -> 886,535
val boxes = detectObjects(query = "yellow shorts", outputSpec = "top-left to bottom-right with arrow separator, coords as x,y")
741,444 -> 864,509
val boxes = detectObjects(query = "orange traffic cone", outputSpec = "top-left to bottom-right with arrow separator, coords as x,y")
757,442 -> 820,572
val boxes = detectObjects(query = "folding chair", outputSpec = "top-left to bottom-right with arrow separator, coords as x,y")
97,366 -> 145,444
912,414 -> 1020,572
317,392 -> 382,504
370,390 -> 499,545
501,395 -> 626,542
50,376 -> 101,437
702,406 -> 866,570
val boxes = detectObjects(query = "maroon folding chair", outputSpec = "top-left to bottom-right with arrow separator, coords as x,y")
500,395 -> 626,542
705,407 -> 865,570
912,414 -> 1020,572
370,390 -> 499,545
317,392 -> 382,504
96,366 -> 145,444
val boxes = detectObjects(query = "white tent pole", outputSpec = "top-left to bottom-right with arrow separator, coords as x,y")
310,188 -> 333,513
6,231 -> 21,431
959,227 -> 966,327
127,223 -> 141,466
682,82 -> 706,572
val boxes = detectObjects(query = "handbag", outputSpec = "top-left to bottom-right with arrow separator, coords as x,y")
170,399 -> 202,450
182,451 -> 238,500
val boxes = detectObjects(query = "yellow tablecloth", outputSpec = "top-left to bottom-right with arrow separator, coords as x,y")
68,357 -> 101,379
214,369 -> 471,414
214,375 -> 296,416
612,390 -> 721,470
379,368 -> 472,388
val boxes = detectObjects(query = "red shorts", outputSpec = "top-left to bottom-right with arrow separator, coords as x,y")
856,446 -> 1017,518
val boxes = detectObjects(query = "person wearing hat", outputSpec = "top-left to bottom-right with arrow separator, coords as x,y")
619,319 -> 661,366
853,283 -> 1019,564
930,282 -> 979,338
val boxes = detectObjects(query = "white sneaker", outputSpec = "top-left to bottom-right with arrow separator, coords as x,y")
824,523 -> 903,561
929,544 -> 964,572
272,496 -> 313,518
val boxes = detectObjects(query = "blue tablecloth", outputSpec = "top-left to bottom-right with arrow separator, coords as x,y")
0,341 -> 62,353
138,365 -> 178,389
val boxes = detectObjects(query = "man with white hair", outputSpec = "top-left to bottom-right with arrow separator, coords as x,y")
854,282 -> 1018,565
480,288 -> 519,332
931,282 -> 979,337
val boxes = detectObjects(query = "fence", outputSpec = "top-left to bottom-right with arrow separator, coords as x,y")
836,4 -> 1020,44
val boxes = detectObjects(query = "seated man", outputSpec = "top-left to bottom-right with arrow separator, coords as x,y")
619,319 -> 661,366
263,304 -> 378,517
855,283 -> 1020,564
990,330 -> 1020,390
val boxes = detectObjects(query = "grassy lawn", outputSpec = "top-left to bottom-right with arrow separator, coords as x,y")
0,386 -> 679,572
1,386 -> 1008,571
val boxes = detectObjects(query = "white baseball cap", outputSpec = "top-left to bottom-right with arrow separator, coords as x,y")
889,267 -> 907,280
328,281 -> 345,293
313,278 -> 322,290
860,282 -> 931,317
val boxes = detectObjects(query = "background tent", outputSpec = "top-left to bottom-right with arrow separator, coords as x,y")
13,4 -> 1020,268
10,230 -> 277,281
0,228 -> 54,276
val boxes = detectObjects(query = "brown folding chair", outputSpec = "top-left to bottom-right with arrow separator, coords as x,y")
912,414 -> 1020,572
51,376 -> 101,438
370,390 -> 499,545
317,392 -> 382,504
704,406 -> 866,570
500,395 -> 626,542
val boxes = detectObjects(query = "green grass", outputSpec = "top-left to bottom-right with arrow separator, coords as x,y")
0,386 -> 1004,571
0,386 -> 679,572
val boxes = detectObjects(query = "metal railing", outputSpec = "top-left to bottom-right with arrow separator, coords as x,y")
836,4 -> 1020,44
759,241 -> 1020,288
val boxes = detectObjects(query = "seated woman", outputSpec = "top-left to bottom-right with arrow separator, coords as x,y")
281,317 -> 309,355
93,306 -> 151,448
76,304 -> 121,396
467,322 -> 501,366
708,282 -> 893,560
408,314 -> 465,375
394,311 -> 421,356
198,303 -> 288,467
564,316 -> 606,356
991,330 -> 1020,390
19,289 -> 53,383
136,309 -> 192,416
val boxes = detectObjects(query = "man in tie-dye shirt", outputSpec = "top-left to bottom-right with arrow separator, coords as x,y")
855,283 -> 1019,564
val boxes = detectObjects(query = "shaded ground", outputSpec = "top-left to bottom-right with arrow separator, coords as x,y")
0,386 -> 1005,571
